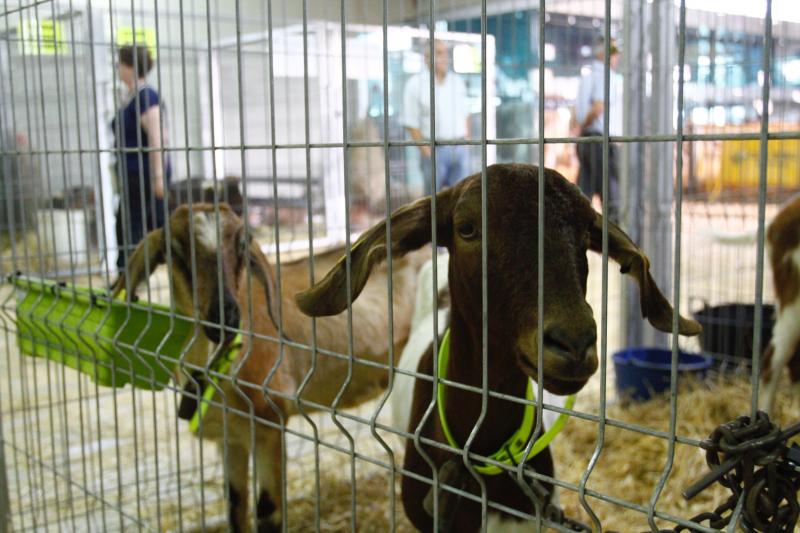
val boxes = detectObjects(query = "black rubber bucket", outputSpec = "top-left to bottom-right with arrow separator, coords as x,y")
692,303 -> 775,363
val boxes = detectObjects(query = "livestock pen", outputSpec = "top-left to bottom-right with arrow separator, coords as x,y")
1,0 -> 799,532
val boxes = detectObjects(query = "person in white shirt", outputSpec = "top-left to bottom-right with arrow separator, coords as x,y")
574,36 -> 622,222
403,40 -> 471,193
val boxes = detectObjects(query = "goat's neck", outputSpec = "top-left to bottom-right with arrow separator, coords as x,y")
240,276 -> 328,349
443,307 -> 530,454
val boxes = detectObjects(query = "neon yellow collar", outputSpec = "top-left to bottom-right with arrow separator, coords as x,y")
189,334 -> 241,434
436,328 -> 575,475
112,290 -> 241,434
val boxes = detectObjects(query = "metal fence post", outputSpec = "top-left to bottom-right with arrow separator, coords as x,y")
621,0 -> 678,350
644,0 -> 676,348
0,434 -> 9,533
0,14 -> 20,531
90,7 -> 117,275
623,0 -> 647,349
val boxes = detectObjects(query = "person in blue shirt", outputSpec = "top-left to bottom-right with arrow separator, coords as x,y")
111,44 -> 170,274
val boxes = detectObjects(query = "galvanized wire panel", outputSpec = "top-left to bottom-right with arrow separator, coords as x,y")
0,0 -> 798,532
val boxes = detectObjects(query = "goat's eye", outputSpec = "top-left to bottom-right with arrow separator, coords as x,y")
457,222 -> 478,240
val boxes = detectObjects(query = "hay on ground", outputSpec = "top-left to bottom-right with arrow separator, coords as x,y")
281,375 -> 799,532
551,375 -> 798,530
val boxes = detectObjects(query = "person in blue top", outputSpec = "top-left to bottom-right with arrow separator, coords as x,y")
111,44 -> 170,274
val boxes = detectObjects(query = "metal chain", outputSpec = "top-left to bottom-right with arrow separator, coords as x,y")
669,411 -> 800,533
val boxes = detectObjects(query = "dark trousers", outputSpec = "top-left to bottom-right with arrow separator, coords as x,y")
115,196 -> 166,273
576,129 -> 619,222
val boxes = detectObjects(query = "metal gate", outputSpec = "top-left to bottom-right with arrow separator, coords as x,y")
1,0 -> 799,531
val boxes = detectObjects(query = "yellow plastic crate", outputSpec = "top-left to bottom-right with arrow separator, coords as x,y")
718,137 -> 800,191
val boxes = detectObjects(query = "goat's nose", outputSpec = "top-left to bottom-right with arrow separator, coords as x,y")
542,326 -> 597,362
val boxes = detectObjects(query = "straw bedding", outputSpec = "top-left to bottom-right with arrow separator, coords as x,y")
555,374 -> 800,531
283,375 -> 800,532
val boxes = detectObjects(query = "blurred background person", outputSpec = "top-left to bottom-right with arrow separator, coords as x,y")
0,130 -> 39,236
403,39 -> 471,194
574,36 -> 622,222
111,44 -> 170,275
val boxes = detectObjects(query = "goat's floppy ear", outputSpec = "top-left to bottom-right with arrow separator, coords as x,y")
589,215 -> 702,336
111,228 -> 165,300
296,188 -> 458,317
245,237 -> 282,329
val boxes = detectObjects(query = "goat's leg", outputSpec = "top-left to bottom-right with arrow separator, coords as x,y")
254,427 -> 284,533
760,302 -> 800,414
759,343 -> 780,415
221,439 -> 251,533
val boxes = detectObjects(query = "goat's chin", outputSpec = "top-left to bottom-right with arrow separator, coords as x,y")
516,352 -> 597,396
541,376 -> 589,396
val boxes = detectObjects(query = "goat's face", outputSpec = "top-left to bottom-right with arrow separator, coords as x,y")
113,203 -> 276,348
296,163 -> 701,396
443,166 -> 600,394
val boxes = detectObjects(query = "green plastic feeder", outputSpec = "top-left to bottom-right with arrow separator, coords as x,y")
9,274 -> 194,390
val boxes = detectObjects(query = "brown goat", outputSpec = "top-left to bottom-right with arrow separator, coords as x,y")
113,203 -> 426,532
760,194 -> 800,414
297,164 -> 701,531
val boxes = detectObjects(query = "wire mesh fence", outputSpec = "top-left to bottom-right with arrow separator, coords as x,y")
1,0 -> 799,531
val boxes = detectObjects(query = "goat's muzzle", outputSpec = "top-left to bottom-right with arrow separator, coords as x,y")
542,326 -> 597,364
205,289 -> 241,345
517,322 -> 599,395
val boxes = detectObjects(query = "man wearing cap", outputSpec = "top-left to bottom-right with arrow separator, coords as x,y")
575,37 -> 622,222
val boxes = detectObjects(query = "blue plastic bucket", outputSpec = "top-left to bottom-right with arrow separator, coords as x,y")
613,347 -> 712,401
